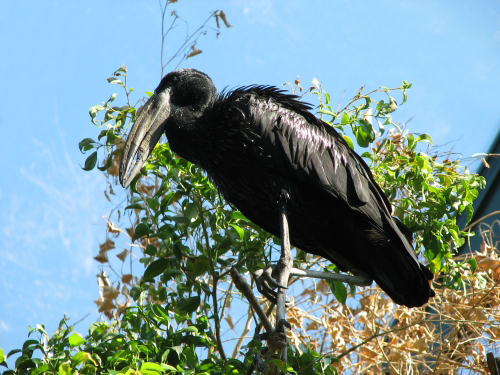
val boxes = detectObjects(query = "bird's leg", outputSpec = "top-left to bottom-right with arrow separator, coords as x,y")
275,199 -> 292,322
273,199 -> 293,363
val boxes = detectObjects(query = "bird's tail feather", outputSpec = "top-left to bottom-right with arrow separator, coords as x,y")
364,222 -> 435,308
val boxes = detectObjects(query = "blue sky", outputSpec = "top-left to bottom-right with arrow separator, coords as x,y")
1,0 -> 499,358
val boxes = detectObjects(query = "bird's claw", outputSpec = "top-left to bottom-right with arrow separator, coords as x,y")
253,266 -> 290,305
276,318 -> 292,332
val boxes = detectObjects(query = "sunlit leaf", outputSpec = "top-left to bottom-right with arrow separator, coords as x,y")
107,77 -> 122,85
230,224 -> 244,240
68,334 -> 85,347
416,133 -> 433,145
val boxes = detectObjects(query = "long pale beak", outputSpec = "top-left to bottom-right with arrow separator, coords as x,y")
119,90 -> 172,188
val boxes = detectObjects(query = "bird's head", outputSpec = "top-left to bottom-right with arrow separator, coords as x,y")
119,68 -> 216,188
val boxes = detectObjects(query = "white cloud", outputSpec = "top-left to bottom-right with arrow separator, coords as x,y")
0,321 -> 11,332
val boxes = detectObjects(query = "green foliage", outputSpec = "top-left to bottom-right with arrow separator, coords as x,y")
0,309 -> 229,375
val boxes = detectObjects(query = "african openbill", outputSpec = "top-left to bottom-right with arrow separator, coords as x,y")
119,68 -> 434,308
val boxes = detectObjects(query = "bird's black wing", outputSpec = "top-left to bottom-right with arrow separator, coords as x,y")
243,86 -> 392,214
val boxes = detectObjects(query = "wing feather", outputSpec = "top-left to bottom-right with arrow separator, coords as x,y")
245,89 -> 381,210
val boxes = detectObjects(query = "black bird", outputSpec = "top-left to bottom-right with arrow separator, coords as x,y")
119,68 -> 435,308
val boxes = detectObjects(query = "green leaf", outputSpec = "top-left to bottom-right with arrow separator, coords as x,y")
0,348 -> 4,363
467,258 -> 477,274
231,211 -> 248,221
332,281 -> 347,304
353,125 -> 370,148
341,112 -> 350,125
108,92 -> 117,103
161,268 -> 183,282
193,256 -> 211,276
144,259 -> 169,280
317,109 -> 337,117
145,244 -> 157,256
58,363 -> 76,375
71,351 -> 93,366
342,135 -> 354,150
78,138 -> 95,153
141,362 -> 165,373
82,151 -> 98,171
416,133 -> 433,145
377,120 -> 385,135
32,364 -> 50,375
184,202 -> 198,220
132,223 -> 149,242
107,77 -> 122,85
152,304 -> 170,322
97,156 -> 113,171
230,224 -> 244,241
7,349 -> 22,358
68,333 -> 85,347
270,359 -> 295,373
178,296 -> 200,314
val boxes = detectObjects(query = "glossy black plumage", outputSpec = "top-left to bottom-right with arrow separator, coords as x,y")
120,68 -> 435,308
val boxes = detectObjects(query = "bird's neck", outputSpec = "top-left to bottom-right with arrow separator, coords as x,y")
165,105 -> 210,164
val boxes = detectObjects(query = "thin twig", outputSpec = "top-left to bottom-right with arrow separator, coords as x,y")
230,267 -> 274,334
232,304 -> 255,358
194,193 -> 226,362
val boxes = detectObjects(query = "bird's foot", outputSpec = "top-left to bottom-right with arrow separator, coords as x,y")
276,318 -> 291,332
253,266 -> 290,305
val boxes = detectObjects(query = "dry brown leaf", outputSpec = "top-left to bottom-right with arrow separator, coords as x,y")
94,252 -> 109,263
138,183 -> 155,196
413,337 -> 428,353
107,221 -> 121,234
102,285 -> 120,300
219,10 -> 231,28
171,191 -> 182,204
122,274 -> 133,284
474,308 -> 488,321
186,45 -> 202,59
478,258 -> 500,272
360,294 -> 375,310
489,326 -> 500,338
99,239 -> 115,252
126,227 -> 135,238
360,346 -> 378,359
121,284 -> 130,297
224,315 -> 235,331
104,190 -> 111,202
306,321 -> 318,331
98,298 -> 116,315
316,279 -> 330,294
107,160 -> 119,176
116,301 -> 129,316
116,250 -> 128,262
389,349 -> 403,362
